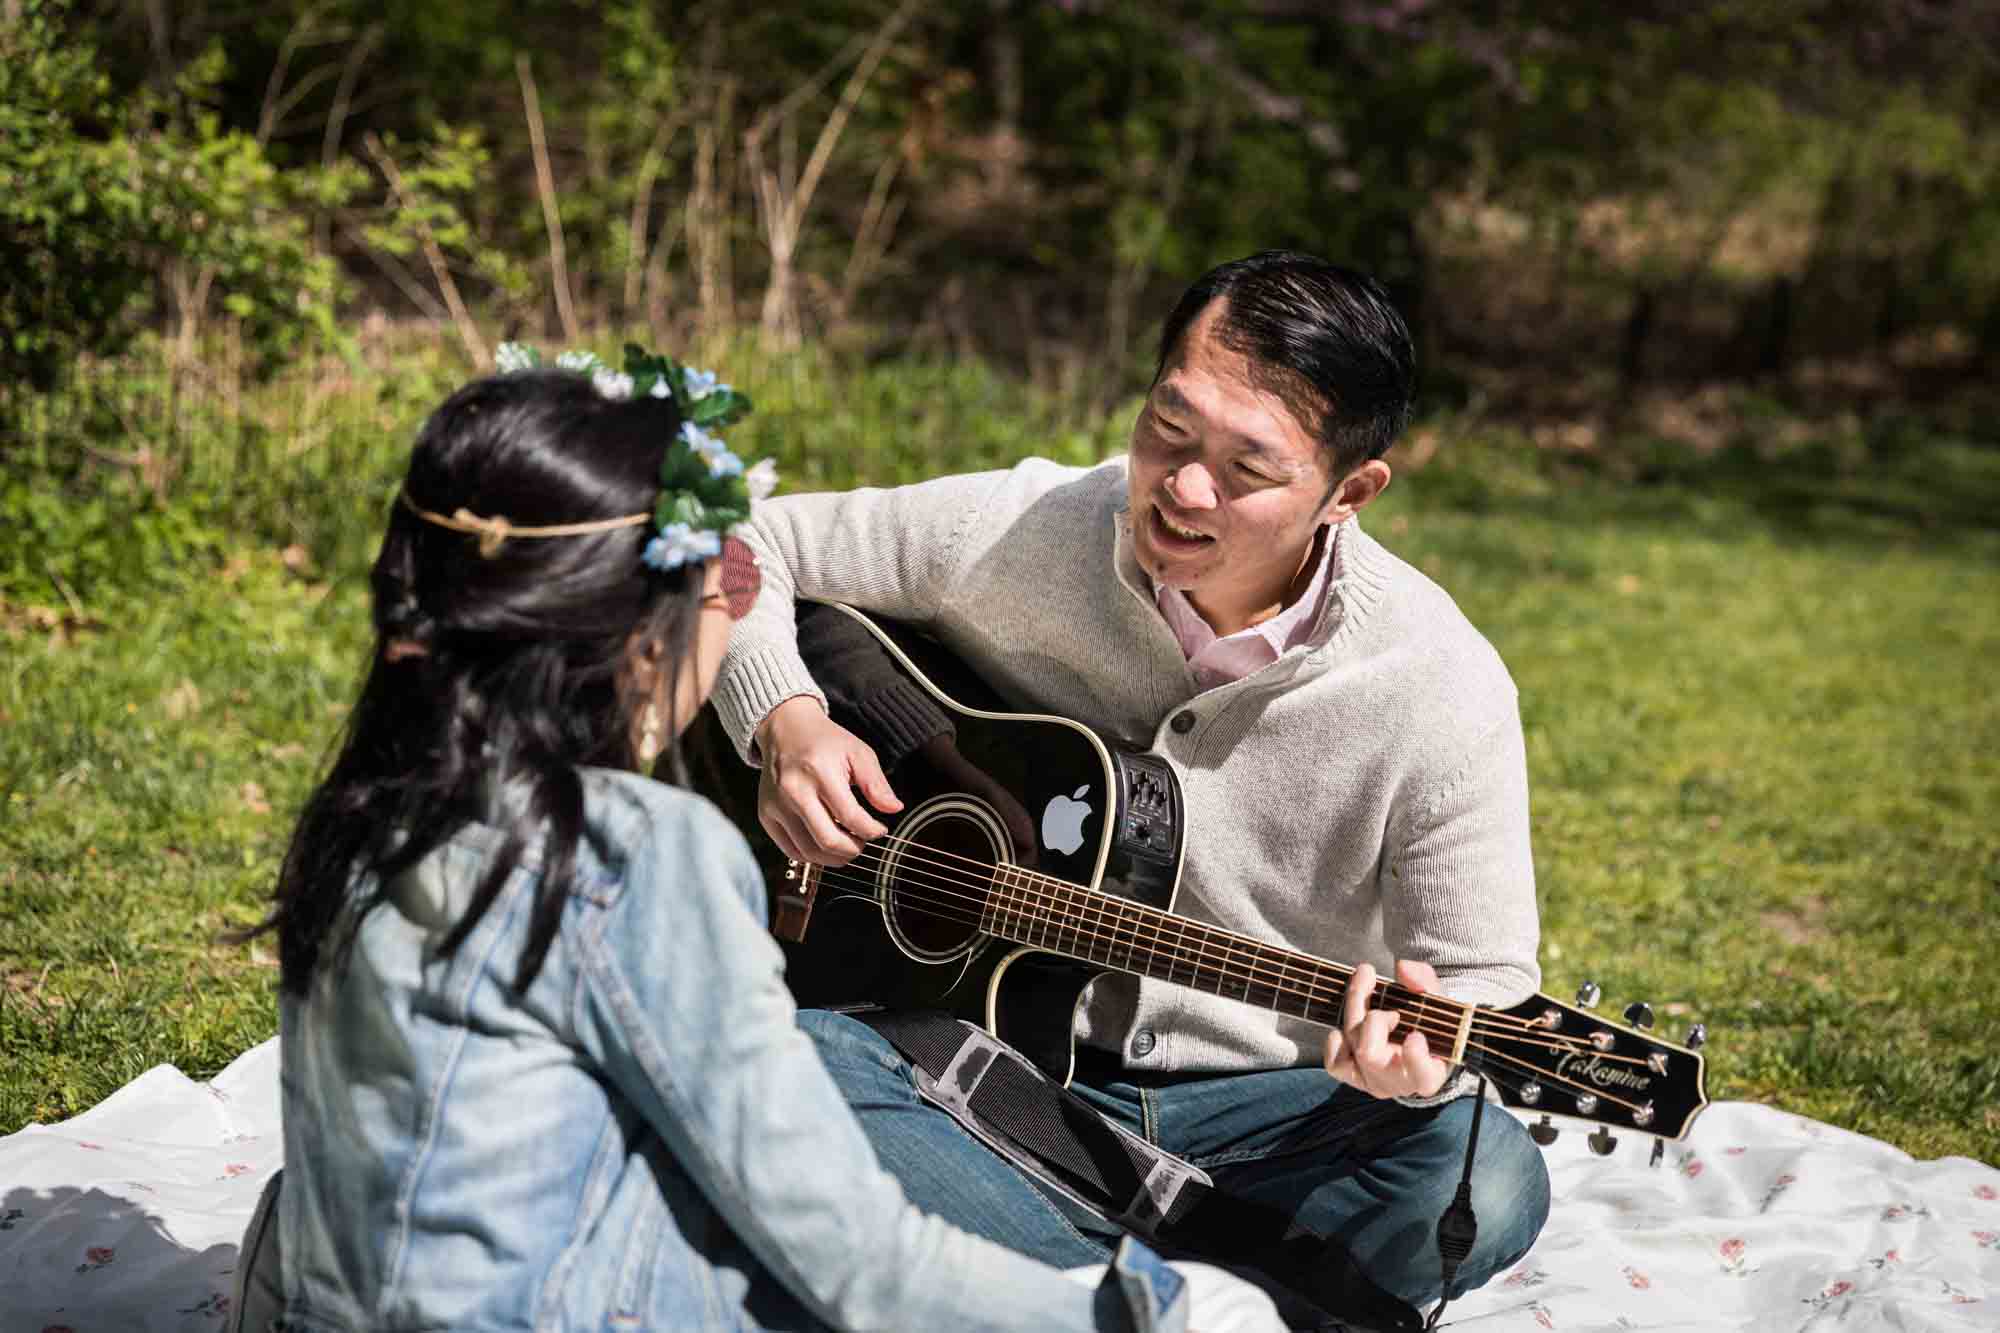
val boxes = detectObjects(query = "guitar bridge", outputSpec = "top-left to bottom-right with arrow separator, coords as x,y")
772,860 -> 822,942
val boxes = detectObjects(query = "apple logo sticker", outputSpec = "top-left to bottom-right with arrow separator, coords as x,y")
1041,786 -> 1093,856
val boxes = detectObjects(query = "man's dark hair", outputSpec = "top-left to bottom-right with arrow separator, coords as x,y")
1154,250 -> 1415,470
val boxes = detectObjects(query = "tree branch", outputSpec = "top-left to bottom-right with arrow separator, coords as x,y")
517,55 -> 581,344
362,134 -> 489,368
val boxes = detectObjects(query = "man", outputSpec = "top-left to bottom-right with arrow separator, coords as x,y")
711,251 -> 1549,1329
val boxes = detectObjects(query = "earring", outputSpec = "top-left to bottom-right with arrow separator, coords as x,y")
638,701 -> 665,767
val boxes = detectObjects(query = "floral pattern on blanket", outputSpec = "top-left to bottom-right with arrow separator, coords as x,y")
0,1050 -> 277,1333
2,1040 -> 1997,1332
1449,1111 -> 2000,1330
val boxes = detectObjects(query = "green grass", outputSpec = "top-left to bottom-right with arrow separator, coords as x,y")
4,355 -> 1997,1165
1373,426 -> 2000,1160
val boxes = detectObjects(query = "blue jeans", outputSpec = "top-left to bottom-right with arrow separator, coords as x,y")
800,1009 -> 1551,1329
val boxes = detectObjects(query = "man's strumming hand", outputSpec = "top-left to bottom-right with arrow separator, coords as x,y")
754,696 -> 903,866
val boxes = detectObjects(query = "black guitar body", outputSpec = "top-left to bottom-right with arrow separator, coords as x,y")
690,602 -> 1186,1084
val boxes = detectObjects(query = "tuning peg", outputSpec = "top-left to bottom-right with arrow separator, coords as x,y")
1528,1115 -> 1559,1146
1684,1023 -> 1707,1050
1588,1127 -> 1619,1156
1649,1139 -> 1665,1168
1623,1001 -> 1654,1030
1575,980 -> 1601,1009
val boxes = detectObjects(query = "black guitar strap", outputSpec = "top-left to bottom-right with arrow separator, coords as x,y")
854,1009 -> 1428,1332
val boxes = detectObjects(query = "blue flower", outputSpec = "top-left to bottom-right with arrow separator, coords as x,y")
706,448 -> 745,479
679,421 -> 726,461
642,523 -> 723,571
682,367 -> 721,399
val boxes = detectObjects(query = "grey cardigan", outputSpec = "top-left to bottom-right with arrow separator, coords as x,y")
715,457 -> 1540,1076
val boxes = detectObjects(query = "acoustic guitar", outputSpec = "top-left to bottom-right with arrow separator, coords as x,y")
718,602 -> 1709,1153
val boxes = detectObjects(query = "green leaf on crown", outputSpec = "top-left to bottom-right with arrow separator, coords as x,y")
625,342 -> 689,415
694,473 -> 749,511
658,443 -> 711,491
659,492 -> 712,530
686,387 -> 753,428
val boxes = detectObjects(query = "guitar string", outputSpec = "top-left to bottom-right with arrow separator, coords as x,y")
812,831 -> 1619,1055
819,837 -> 1617,1055
826,850 -> 1667,1082
804,850 -> 1649,1073
849,876 -> 1627,1075
826,826 -> 1564,1045
836,843 -> 1432,1026
815,850 -> 1442,1035
834,832 -> 1436,1022
817,864 -> 1662,1116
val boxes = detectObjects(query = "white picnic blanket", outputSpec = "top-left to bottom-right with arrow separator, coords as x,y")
3,1039 -> 1996,1331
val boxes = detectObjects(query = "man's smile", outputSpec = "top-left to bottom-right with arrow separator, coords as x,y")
1150,504 -> 1215,548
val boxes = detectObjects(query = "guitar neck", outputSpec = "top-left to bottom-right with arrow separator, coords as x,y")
982,863 -> 1470,1050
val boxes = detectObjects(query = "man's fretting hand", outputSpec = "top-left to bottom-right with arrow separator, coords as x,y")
754,696 -> 903,866
1323,959 -> 1452,1100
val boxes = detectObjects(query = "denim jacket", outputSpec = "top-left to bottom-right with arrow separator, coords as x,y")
275,767 -> 1186,1332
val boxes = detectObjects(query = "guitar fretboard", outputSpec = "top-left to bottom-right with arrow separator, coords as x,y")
981,863 -> 1462,1034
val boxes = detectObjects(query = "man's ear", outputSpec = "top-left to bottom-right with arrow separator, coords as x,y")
1321,459 -> 1392,525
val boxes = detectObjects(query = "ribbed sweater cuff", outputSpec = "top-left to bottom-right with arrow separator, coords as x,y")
848,681 -> 954,772
1395,1064 -> 1480,1109
712,647 -> 825,766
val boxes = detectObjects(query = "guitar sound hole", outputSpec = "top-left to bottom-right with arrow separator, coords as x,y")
879,796 -> 1013,964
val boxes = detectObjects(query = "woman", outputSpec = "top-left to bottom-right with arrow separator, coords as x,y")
232,351 -> 1267,1331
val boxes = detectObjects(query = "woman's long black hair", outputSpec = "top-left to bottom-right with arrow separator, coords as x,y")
258,369 -> 702,996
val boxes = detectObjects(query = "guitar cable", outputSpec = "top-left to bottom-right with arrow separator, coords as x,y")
1422,1074 -> 1489,1331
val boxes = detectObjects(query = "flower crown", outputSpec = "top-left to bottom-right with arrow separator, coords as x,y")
402,341 -> 776,571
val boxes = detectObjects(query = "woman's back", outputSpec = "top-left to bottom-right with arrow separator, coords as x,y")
280,771 -> 773,1329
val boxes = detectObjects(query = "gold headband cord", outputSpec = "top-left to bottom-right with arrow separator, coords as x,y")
399,490 -> 650,559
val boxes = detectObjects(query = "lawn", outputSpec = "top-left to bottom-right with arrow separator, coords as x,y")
3,355 -> 1996,1164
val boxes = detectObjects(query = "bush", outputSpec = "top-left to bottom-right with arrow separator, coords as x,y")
0,0 -> 349,408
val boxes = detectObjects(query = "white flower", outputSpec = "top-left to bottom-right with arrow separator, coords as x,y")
744,457 -> 779,501
556,349 -> 602,374
592,368 -> 635,400
649,376 -> 673,399
494,342 -> 538,373
642,523 -> 724,572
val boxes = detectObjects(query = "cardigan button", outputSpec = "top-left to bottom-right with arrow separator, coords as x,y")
1170,711 -> 1196,734
1131,1028 -> 1157,1057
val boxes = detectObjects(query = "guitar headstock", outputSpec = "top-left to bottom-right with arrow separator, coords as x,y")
1469,982 -> 1710,1152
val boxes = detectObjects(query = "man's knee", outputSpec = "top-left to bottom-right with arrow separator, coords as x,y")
1317,1094 -> 1549,1318
1457,1104 -> 1551,1286
1402,1097 -> 1551,1298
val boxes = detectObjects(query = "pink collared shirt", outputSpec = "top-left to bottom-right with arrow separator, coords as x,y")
1154,524 -> 1336,690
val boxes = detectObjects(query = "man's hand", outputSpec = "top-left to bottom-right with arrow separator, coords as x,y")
755,696 -> 903,866
1323,959 -> 1452,1100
